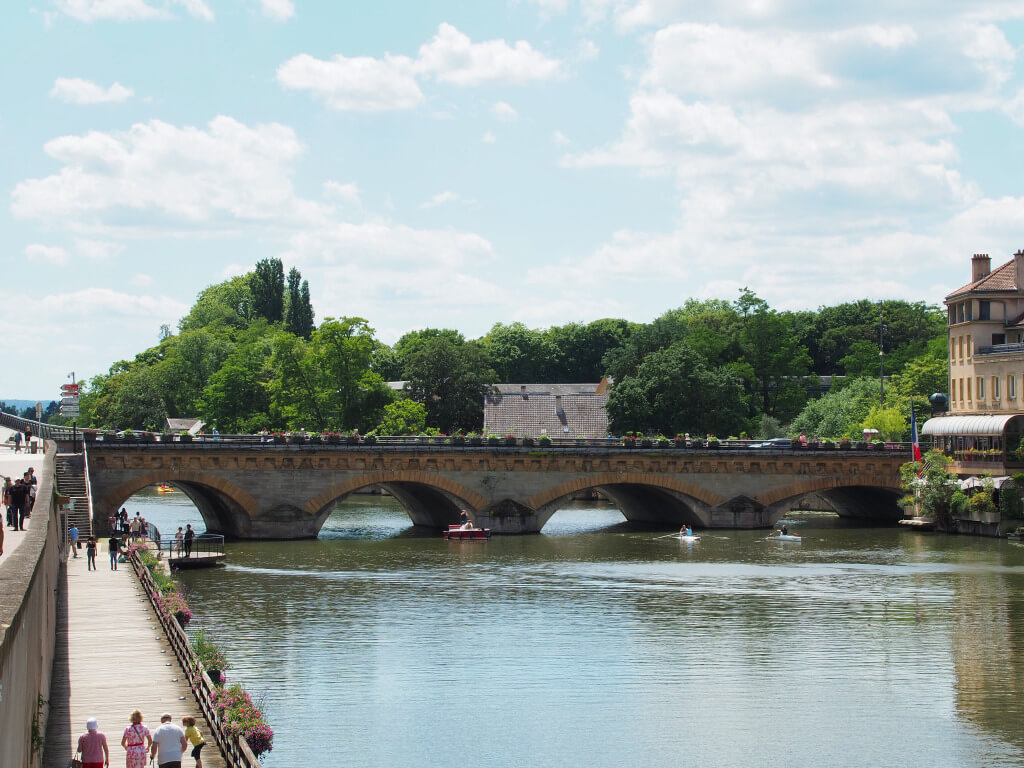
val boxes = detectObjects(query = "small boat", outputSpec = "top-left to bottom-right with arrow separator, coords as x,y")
443,525 -> 491,541
769,534 -> 802,541
1007,527 -> 1024,540
157,484 -> 175,493
676,534 -> 701,541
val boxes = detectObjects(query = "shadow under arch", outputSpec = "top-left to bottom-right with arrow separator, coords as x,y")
96,471 -> 260,538
528,474 -> 724,532
761,479 -> 905,524
305,471 -> 488,533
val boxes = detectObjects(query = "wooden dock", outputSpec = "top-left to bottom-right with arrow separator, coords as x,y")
43,551 -> 225,768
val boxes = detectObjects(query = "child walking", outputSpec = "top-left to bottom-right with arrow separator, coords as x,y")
182,716 -> 206,768
85,537 -> 97,570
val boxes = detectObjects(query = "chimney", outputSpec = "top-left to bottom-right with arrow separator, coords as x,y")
520,385 -> 527,399
555,394 -> 563,413
972,253 -> 991,283
1016,249 -> 1024,293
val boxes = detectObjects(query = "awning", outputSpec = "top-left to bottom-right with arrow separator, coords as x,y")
961,476 -> 1011,490
920,414 -> 1024,437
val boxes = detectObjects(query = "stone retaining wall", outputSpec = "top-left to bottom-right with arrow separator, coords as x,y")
0,444 -> 61,768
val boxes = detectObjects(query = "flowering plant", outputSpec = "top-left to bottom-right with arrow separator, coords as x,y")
214,685 -> 274,758
156,589 -> 192,626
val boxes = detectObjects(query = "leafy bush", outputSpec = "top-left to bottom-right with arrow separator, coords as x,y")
214,684 -> 274,758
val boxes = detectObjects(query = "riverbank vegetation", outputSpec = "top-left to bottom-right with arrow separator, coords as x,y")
55,258 -> 945,440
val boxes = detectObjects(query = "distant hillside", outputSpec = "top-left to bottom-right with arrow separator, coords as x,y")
1,399 -> 54,411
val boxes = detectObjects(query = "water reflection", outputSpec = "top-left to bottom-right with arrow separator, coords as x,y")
121,489 -> 1024,768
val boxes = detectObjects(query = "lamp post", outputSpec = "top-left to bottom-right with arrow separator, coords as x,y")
879,302 -> 885,406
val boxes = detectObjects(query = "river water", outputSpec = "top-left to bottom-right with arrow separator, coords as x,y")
128,489 -> 1024,768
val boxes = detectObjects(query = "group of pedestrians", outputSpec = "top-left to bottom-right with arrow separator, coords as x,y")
1,467 -> 37,557
76,710 -> 206,768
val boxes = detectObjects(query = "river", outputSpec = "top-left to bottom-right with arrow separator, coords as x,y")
127,488 -> 1024,768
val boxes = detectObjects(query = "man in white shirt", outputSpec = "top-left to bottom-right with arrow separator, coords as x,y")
150,712 -> 188,768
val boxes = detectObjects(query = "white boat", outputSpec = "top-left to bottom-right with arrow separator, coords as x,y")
769,534 -> 802,541
676,534 -> 701,541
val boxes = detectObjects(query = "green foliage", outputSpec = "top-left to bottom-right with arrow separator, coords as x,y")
1001,476 -> 1024,519
375,398 -> 427,435
481,322 -> 561,382
606,341 -> 746,437
250,258 -> 285,323
179,275 -> 253,332
790,377 -> 879,439
283,267 -> 315,338
404,337 -> 496,432
969,488 -> 998,518
861,405 -> 908,441
900,449 -> 959,524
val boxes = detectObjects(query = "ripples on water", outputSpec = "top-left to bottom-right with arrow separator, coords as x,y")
124,491 -> 1024,768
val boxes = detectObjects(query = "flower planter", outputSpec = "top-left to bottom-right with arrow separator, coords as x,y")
308,435 -> 323,445
640,439 -> 653,448
287,436 -> 305,445
521,437 -> 535,447
623,440 -> 637,449
452,437 -> 465,446
363,435 -> 377,445
504,438 -> 517,446
326,435 -> 340,444
346,436 -> 359,445
469,437 -> 483,446
179,434 -> 193,444
207,669 -> 224,686
487,438 -> 500,446
673,439 -> 686,448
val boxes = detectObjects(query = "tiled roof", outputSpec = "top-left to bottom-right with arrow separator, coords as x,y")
165,417 -> 204,434
483,391 -> 609,438
947,259 -> 1016,299
491,382 -> 601,396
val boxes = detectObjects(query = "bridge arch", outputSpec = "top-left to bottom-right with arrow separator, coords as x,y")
96,471 -> 261,538
760,477 -> 904,524
305,471 -> 488,533
527,473 -> 726,531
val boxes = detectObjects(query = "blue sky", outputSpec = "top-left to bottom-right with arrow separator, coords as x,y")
4,0 -> 1024,398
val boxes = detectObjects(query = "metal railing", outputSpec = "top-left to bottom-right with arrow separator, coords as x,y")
154,533 -> 225,560
977,343 -> 1024,356
0,410 -> 79,440
85,432 -> 919,453
129,548 -> 263,768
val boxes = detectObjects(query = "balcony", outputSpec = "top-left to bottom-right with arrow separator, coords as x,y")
976,343 -> 1024,356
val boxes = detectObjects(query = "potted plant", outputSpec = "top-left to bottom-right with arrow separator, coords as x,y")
308,433 -> 323,445
838,439 -> 851,450
346,432 -> 360,445
467,432 -> 483,446
487,434 -> 500,446
640,437 -> 653,448
522,436 -> 535,446
504,434 -> 517,446
193,630 -> 229,686
707,437 -> 720,449
452,433 -> 466,446
674,434 -> 688,448
822,440 -> 836,450
179,431 -> 193,444
538,434 -> 552,446
623,435 -> 637,448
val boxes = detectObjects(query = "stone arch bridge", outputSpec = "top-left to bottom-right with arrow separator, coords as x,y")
85,444 -> 906,538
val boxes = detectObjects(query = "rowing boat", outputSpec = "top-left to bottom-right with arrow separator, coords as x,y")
769,534 -> 802,541
443,525 -> 491,541
676,534 -> 701,541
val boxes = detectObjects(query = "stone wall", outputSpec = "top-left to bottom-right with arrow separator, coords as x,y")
0,444 -> 61,768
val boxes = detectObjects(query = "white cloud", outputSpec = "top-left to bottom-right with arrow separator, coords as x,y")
53,0 -> 213,22
259,0 -> 294,21
41,287 -> 190,320
420,191 -> 460,209
492,101 -> 518,121
277,53 -> 423,111
75,239 -> 124,261
278,24 -> 561,111
481,131 -> 497,144
576,39 -> 600,61
50,77 -> 134,104
416,23 -> 561,85
130,273 -> 154,287
11,116 -> 319,229
552,130 -> 570,145
25,244 -> 70,265
323,181 -> 362,206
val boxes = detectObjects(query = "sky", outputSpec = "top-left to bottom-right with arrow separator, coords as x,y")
4,0 -> 1024,398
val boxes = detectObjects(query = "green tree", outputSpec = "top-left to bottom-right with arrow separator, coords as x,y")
790,377 -> 880,438
87,367 -> 167,430
375,399 -> 427,435
250,258 -> 285,323
900,449 -> 959,526
179,275 -> 253,332
405,337 -> 496,432
546,319 -> 635,381
605,342 -> 746,437
482,322 -> 561,382
312,318 -> 393,431
283,267 -> 315,339
199,338 -> 274,433
737,296 -> 812,419
861,405 -> 907,441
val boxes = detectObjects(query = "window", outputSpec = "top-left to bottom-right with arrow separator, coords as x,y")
968,378 -> 973,401
980,300 -> 991,320
993,376 -> 1000,399
977,376 -> 985,400
993,334 -> 1006,345
959,378 -> 964,402
1009,375 -> 1016,400
959,336 -> 964,359
950,338 -> 955,360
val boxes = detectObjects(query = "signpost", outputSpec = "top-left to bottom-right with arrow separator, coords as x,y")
60,372 -> 78,443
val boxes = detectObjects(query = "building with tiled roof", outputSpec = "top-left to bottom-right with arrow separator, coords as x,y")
945,251 -> 1024,416
483,382 -> 610,438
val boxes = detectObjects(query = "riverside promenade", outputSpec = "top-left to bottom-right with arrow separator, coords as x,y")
0,425 -> 44,561
42,542 -> 224,767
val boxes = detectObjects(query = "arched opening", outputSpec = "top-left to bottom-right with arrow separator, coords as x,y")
536,483 -> 709,533
100,477 -> 256,538
309,480 -> 479,538
773,485 -> 904,526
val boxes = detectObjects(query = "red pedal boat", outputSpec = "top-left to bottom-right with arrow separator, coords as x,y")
443,525 -> 492,541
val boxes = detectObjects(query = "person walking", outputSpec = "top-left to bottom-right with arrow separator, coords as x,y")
150,712 -> 187,768
174,527 -> 184,556
3,476 -> 12,528
69,523 -> 80,558
121,710 -> 152,768
85,537 -> 97,570
9,479 -> 29,531
181,717 -> 206,768
76,717 -> 110,768
108,533 -> 120,570
12,430 -> 22,453
129,513 -> 141,541
183,524 -> 194,558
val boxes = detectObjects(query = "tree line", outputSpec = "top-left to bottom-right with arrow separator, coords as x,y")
53,259 -> 947,440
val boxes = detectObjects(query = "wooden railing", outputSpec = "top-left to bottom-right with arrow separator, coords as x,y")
129,549 -> 264,768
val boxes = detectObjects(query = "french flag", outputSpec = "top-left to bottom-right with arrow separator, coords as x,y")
910,402 -> 922,465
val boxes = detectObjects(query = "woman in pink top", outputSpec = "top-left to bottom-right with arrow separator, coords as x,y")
77,718 -> 109,768
121,710 -> 152,768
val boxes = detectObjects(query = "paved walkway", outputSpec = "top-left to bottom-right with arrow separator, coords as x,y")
0,426 -> 46,564
43,550 -> 225,768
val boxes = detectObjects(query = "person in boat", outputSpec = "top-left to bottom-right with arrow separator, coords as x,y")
780,524 -> 788,536
459,510 -> 473,530
678,525 -> 693,536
